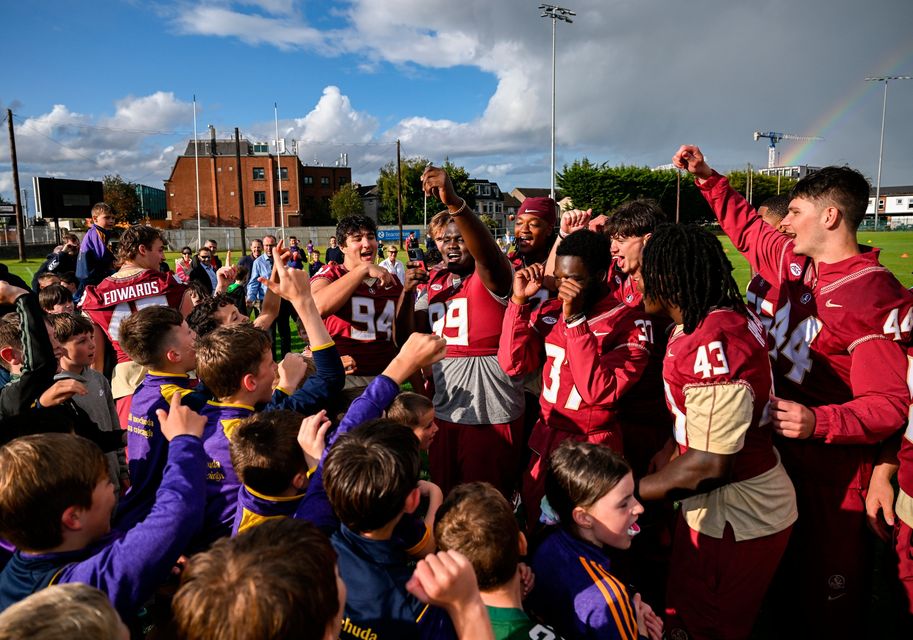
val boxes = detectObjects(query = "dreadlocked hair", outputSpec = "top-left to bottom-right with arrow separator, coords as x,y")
641,223 -> 746,334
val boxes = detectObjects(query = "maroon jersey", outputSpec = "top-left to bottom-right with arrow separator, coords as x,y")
699,174 -> 912,445
312,263 -> 402,376
499,295 -> 654,445
426,268 -> 507,357
80,269 -> 186,363
662,309 -> 779,482
606,259 -> 642,308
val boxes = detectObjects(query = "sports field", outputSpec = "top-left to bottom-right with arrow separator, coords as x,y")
5,231 -> 912,291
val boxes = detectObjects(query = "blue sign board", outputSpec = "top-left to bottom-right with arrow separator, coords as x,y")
376,229 -> 421,241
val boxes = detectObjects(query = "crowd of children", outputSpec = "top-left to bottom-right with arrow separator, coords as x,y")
0,150 -> 910,640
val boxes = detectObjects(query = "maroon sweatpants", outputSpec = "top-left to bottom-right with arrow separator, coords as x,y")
429,415 -> 524,500
664,515 -> 791,640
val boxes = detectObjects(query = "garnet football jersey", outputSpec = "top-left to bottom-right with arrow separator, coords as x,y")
426,268 -> 508,357
499,295 -> 653,439
80,269 -> 186,363
312,263 -> 403,376
661,309 -> 796,539
699,174 -> 913,443
605,258 -> 642,308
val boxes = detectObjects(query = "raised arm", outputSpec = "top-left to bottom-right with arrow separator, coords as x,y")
310,262 -> 395,317
498,265 -> 547,376
422,166 -> 512,297
673,144 -> 789,281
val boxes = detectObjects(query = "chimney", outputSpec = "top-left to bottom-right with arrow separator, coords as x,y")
209,125 -> 217,155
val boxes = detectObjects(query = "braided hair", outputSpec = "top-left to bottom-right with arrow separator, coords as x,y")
641,224 -> 746,334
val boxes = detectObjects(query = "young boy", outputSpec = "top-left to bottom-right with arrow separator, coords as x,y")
114,305 -> 202,530
38,285 -> 75,314
0,394 -> 207,620
295,332 -> 446,545
194,262 -> 344,544
323,419 -> 450,639
229,410 -> 328,536
435,482 -> 560,640
52,313 -> 127,489
172,517 -> 493,640
388,391 -> 437,451
0,583 -> 128,640
34,273 -> 61,290
76,202 -> 116,293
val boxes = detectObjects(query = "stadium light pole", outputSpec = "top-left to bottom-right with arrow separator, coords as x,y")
865,75 -> 912,230
540,4 -> 574,201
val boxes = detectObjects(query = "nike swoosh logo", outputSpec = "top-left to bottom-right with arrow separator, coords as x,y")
827,593 -> 846,601
825,299 -> 842,308
593,331 -> 611,337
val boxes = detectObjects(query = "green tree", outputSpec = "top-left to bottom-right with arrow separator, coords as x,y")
557,160 -> 713,223
329,183 -> 365,221
103,174 -> 142,224
377,157 -> 475,225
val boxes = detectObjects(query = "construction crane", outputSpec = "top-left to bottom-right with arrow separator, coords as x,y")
753,131 -> 823,168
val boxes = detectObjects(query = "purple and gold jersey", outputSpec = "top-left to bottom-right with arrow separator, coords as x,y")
199,401 -> 251,543
114,372 -> 198,531
529,528 -> 638,640
231,485 -> 304,536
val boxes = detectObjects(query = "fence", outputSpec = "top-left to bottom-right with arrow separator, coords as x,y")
0,226 -> 69,246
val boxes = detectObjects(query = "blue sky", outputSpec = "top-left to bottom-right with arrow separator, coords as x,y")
3,0 -> 913,205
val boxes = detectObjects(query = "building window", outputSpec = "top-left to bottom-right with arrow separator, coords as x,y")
274,167 -> 288,180
253,143 -> 269,153
338,176 -> 348,187
482,185 -> 491,196
321,176 -> 330,187
252,167 -> 265,180
475,185 -> 483,196
254,191 -> 266,206
275,190 -> 290,205
303,176 -> 314,185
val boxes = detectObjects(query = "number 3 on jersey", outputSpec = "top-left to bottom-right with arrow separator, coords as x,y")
350,296 -> 394,341
541,344 -> 583,410
428,298 -> 469,346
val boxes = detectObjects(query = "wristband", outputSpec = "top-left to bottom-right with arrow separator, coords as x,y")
448,199 -> 469,217
558,229 -> 569,239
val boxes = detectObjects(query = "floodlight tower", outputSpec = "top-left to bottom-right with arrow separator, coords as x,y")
540,4 -> 574,200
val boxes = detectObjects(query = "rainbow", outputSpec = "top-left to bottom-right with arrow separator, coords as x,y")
781,41 -> 913,166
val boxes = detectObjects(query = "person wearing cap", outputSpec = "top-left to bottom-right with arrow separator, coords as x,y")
508,197 -> 558,270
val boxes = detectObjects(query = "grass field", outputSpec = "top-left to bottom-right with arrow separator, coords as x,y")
5,231 -> 912,291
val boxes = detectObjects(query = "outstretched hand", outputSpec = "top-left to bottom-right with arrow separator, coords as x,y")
298,409 -> 332,468
560,209 -> 593,236
512,264 -> 544,304
421,166 -> 462,209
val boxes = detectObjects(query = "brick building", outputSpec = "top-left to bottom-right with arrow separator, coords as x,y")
163,130 -> 351,229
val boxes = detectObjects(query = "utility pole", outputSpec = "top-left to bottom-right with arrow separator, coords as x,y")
396,139 -> 403,248
235,128 -> 247,254
540,4 -> 575,200
6,110 -> 26,262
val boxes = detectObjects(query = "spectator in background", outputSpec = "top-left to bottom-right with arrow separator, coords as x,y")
306,238 -> 314,254
379,244 -> 406,285
76,203 -> 116,294
188,247 -> 218,295
175,246 -> 194,283
203,239 -> 222,269
31,235 -> 79,292
237,238 -> 262,288
407,231 -> 418,249
308,249 -> 324,278
325,236 -> 344,264
287,236 -> 304,270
